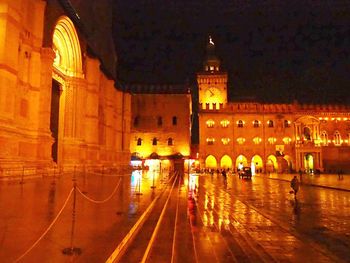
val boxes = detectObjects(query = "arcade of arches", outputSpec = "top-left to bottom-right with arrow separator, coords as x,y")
204,154 -> 293,173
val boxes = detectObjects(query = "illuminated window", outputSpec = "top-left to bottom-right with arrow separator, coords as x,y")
168,138 -> 173,146
152,138 -> 158,145
237,137 -> 245,144
334,131 -> 341,146
320,131 -> 328,146
137,138 -> 142,146
284,120 -> 291,128
221,138 -> 230,145
237,120 -> 244,128
253,120 -> 260,128
206,119 -> 215,128
253,137 -> 262,144
172,116 -> 177,125
206,138 -> 215,145
210,66 -> 214,71
267,120 -> 274,128
133,116 -> 139,127
283,137 -> 291,144
268,137 -> 276,144
221,120 -> 230,128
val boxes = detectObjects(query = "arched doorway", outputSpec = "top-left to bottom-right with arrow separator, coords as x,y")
220,155 -> 232,169
251,155 -> 263,174
51,16 -> 83,163
304,153 -> 314,173
266,155 -> 278,172
283,155 -> 293,172
205,155 -> 217,169
235,155 -> 248,171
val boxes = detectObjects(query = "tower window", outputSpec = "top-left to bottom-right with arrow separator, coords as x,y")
253,120 -> 260,128
168,138 -> 173,146
172,116 -> 177,125
237,120 -> 244,128
152,138 -> 158,146
137,138 -> 142,146
267,120 -> 274,128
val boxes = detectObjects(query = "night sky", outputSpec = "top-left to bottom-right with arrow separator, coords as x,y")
113,1 -> 350,104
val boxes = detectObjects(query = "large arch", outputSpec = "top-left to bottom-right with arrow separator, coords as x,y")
50,16 -> 84,164
283,155 -> 293,172
251,155 -> 263,174
266,155 -> 278,172
220,155 -> 232,169
235,155 -> 248,171
205,155 -> 217,169
52,16 -> 83,77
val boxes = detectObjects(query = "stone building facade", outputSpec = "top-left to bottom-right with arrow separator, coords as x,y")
198,38 -> 350,173
0,0 -> 131,176
128,84 -> 191,172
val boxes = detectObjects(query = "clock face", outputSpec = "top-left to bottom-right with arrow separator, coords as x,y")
205,87 -> 219,97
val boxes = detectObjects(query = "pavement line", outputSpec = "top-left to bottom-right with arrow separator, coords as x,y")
106,172 -> 177,263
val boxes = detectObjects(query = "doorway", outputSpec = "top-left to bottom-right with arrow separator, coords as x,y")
304,153 -> 314,173
50,79 -> 60,163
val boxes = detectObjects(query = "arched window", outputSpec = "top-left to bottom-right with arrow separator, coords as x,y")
172,116 -> 177,125
253,120 -> 260,128
283,137 -> 291,144
221,138 -> 230,145
220,120 -> 230,128
152,138 -> 158,145
320,131 -> 328,145
206,119 -> 215,128
267,120 -> 274,128
284,120 -> 291,128
157,116 -> 162,126
206,138 -> 215,145
268,137 -> 276,144
168,138 -> 173,146
253,137 -> 262,144
237,120 -> 244,128
134,116 -> 139,127
137,138 -> 142,146
236,137 -> 245,144
334,131 -> 341,146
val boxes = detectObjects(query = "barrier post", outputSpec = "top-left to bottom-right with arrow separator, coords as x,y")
62,166 -> 81,256
20,166 -> 25,184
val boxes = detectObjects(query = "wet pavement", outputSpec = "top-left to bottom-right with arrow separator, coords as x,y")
0,170 -> 349,262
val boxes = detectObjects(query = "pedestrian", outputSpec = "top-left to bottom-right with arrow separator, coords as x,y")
290,176 -> 300,199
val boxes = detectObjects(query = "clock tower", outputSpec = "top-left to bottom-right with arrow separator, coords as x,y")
197,36 -> 228,109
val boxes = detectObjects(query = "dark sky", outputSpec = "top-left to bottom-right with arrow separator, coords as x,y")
113,0 -> 350,104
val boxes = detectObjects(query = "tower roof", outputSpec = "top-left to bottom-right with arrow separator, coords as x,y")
203,36 -> 221,72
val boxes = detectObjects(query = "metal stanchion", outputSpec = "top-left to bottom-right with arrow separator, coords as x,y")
151,171 -> 156,189
20,166 -> 25,184
62,166 -> 81,256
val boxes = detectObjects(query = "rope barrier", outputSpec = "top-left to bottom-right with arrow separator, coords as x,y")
14,188 -> 74,262
76,178 -> 122,204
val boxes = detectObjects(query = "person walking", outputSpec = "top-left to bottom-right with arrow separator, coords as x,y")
290,175 -> 300,200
